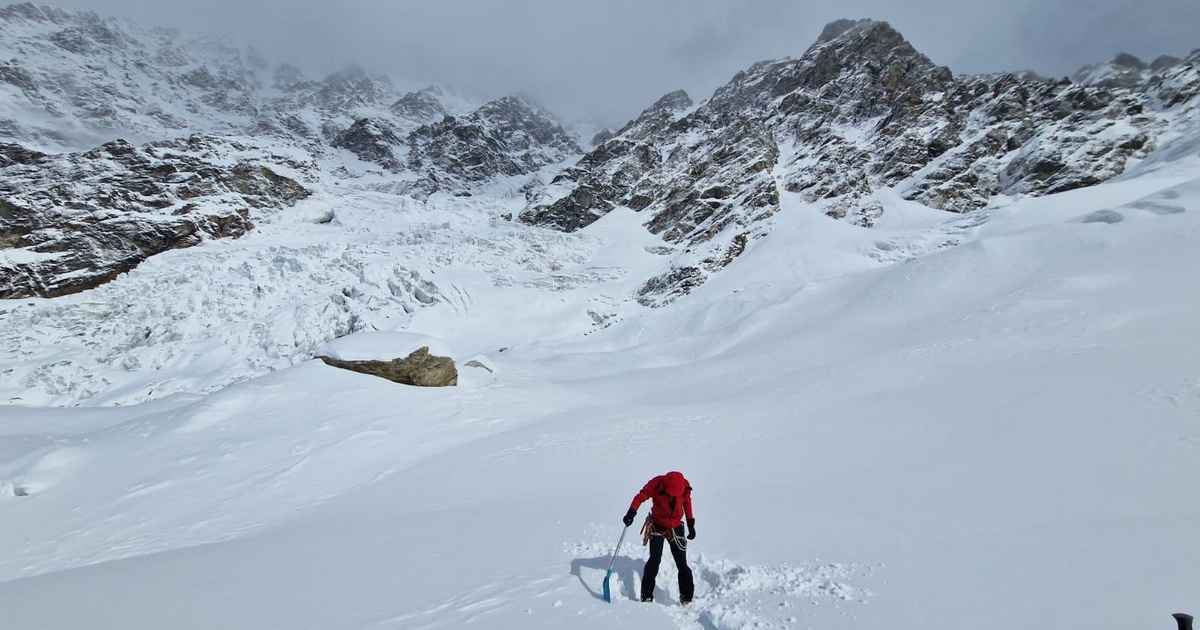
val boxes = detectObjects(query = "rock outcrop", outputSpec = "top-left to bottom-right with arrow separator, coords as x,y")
335,95 -> 582,196
332,118 -> 405,170
403,95 -> 581,194
318,346 -> 458,387
0,137 -> 310,298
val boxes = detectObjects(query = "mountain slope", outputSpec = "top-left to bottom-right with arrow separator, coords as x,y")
2,6 -> 1199,630
521,19 -> 1196,304
1,133 -> 1197,630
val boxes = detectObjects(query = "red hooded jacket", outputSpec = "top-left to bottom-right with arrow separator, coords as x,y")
629,471 -> 693,528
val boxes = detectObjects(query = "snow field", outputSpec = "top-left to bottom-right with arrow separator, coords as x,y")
0,188 -> 606,406
0,134 -> 1198,628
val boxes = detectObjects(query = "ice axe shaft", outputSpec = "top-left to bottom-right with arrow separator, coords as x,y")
601,526 -> 629,603
1174,613 -> 1193,630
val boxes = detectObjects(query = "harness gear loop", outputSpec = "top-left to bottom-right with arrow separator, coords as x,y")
640,515 -> 688,551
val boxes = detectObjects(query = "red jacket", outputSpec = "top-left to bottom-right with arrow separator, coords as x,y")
630,472 -> 693,528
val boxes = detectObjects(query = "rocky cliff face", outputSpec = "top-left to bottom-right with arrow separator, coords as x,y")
520,19 -> 1197,304
334,95 -> 581,196
403,95 -> 581,195
0,137 -> 310,298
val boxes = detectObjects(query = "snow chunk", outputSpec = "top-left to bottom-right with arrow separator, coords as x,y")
315,331 -> 451,361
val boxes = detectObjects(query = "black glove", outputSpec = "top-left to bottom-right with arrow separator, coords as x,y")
623,508 -> 636,527
686,518 -> 696,540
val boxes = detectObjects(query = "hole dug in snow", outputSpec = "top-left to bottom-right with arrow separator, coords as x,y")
1,482 -> 29,497
568,537 -> 872,628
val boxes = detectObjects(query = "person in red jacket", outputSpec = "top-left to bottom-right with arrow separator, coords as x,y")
622,471 -> 695,603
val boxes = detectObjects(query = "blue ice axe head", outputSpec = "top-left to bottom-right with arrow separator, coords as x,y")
602,526 -> 629,603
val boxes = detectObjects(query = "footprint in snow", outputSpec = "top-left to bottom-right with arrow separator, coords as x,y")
567,537 -> 872,630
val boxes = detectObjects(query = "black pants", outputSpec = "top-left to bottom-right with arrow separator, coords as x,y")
641,528 -> 694,602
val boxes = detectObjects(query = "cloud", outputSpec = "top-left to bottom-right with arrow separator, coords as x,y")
56,0 -> 1200,126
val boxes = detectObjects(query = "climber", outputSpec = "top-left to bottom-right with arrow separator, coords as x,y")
622,471 -> 695,603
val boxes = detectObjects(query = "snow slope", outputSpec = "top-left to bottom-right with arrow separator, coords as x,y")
1,126 -> 1198,630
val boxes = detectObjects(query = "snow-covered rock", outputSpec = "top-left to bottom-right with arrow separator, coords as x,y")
0,136 -> 310,298
335,94 -> 582,197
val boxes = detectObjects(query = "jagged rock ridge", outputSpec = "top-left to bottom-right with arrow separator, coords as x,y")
333,95 -> 581,196
0,6 -> 1197,308
520,19 -> 1198,305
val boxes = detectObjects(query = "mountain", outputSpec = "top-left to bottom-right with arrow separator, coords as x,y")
0,4 -> 587,298
0,3 -> 475,150
0,136 -> 311,298
333,94 -> 581,196
1,7 -> 1199,630
519,19 -> 1198,304
1072,51 -> 1187,90
0,3 -> 260,148
0,6 -> 1196,361
5,8 -> 1195,304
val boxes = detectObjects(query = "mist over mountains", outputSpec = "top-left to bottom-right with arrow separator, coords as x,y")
32,0 -> 1200,127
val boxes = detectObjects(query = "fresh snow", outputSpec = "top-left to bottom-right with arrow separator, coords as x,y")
316,331 -> 453,362
1,128 -> 1198,629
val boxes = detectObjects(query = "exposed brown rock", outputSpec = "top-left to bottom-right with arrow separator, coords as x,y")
318,347 -> 458,387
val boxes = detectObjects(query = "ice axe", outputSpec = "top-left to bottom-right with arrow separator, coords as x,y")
602,526 -> 629,603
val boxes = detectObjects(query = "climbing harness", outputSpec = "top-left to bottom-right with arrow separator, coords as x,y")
640,515 -> 687,551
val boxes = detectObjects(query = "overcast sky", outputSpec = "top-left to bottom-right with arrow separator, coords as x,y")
58,0 -> 1200,127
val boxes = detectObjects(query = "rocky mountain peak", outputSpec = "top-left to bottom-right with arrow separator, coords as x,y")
815,18 -> 884,43
273,63 -> 309,92
1151,54 -> 1183,72
472,94 -> 578,148
314,66 -> 395,111
398,94 -> 580,195
607,89 -> 693,142
708,18 -> 947,121
330,92 -> 579,196
0,2 -> 74,24
390,86 -> 449,124
648,90 -> 693,113
810,18 -> 920,65
520,16 -> 1191,306
817,18 -> 865,43
1111,52 -> 1148,70
1073,52 -> 1159,89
